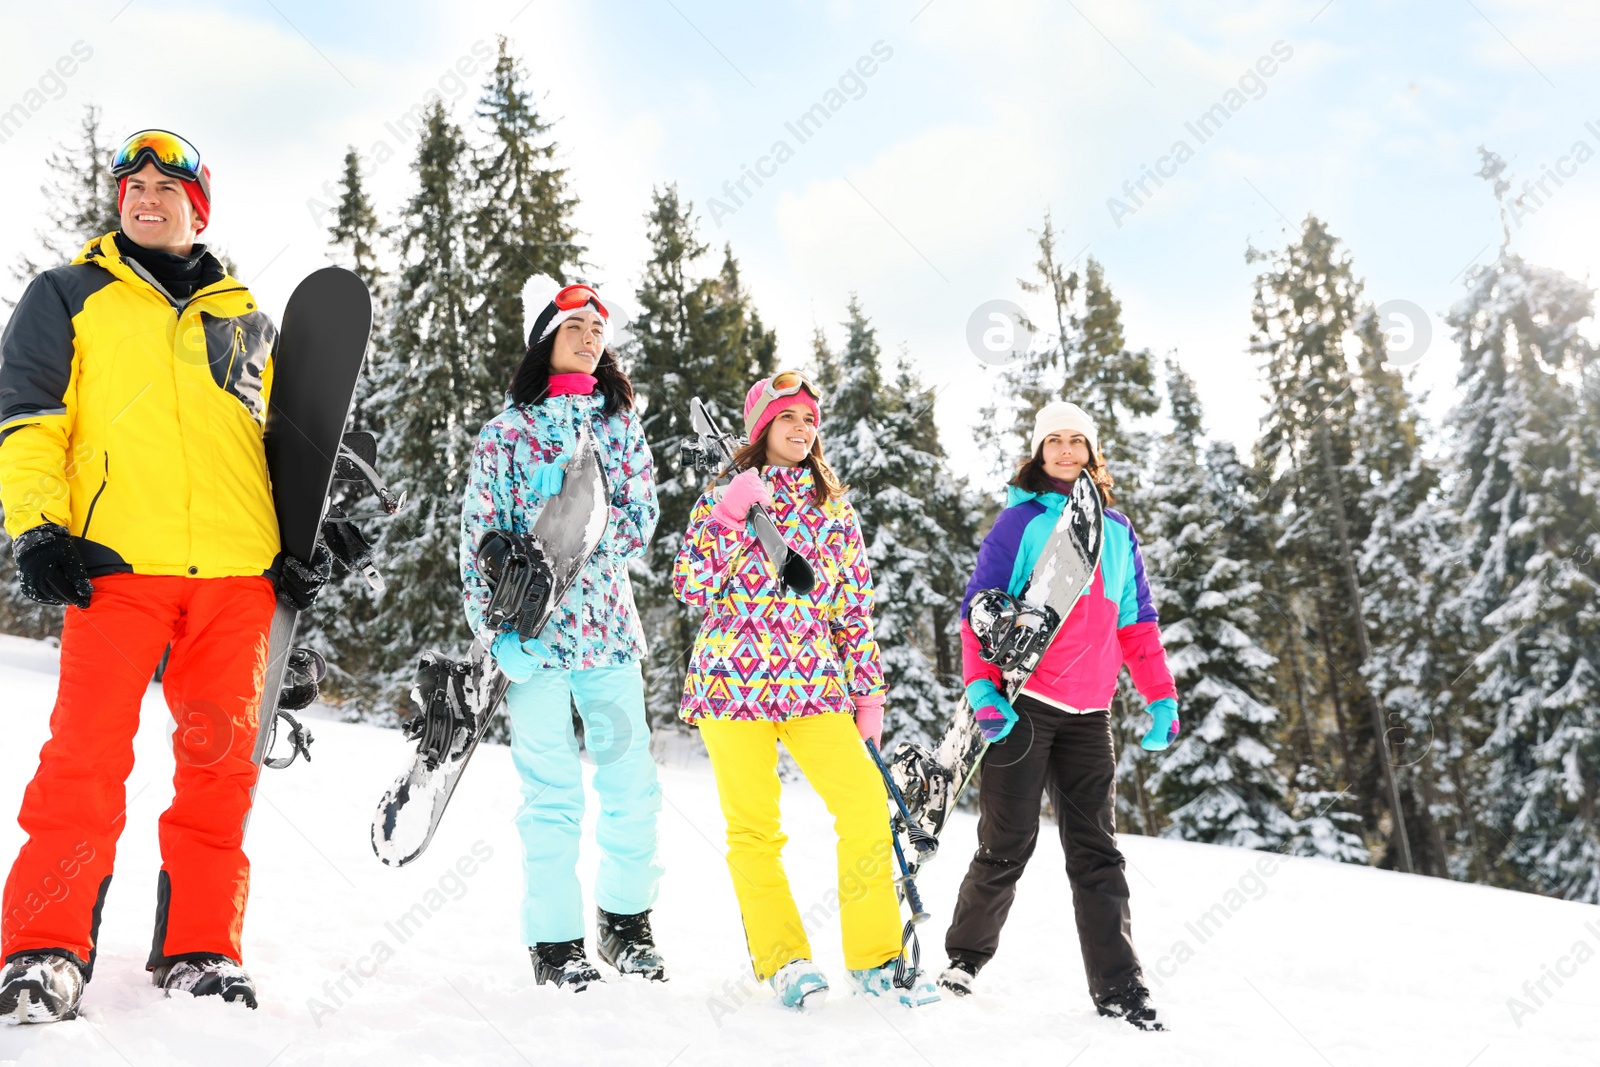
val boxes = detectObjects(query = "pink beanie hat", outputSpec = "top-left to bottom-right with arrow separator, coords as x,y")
744,375 -> 821,442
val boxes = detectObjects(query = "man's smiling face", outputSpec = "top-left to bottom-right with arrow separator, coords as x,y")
119,161 -> 200,255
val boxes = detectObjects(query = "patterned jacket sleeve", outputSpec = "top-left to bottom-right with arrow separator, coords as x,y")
460,423 -> 514,649
1116,519 -> 1178,704
600,411 -> 659,562
828,502 -> 887,698
672,487 -> 753,608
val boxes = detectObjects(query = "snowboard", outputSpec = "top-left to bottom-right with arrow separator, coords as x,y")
371,423 -> 610,867
245,267 -> 373,818
885,472 -> 1104,863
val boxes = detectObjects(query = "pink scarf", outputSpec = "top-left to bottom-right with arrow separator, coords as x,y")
547,373 -> 597,397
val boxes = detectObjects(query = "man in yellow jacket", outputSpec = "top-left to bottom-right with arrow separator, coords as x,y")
0,130 -> 328,1022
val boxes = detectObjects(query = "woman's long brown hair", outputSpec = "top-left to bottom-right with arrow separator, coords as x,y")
725,423 -> 846,507
509,331 -> 634,416
1010,445 -> 1116,505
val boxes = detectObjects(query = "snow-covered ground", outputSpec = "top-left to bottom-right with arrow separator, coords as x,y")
0,632 -> 1594,1066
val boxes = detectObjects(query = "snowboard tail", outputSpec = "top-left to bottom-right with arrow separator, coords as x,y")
372,648 -> 509,867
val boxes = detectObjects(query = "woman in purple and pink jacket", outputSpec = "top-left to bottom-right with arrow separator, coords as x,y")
937,401 -> 1178,1033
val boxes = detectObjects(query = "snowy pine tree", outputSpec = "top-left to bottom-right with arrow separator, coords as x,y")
1443,149 -> 1600,901
982,213 -> 1158,487
327,147 -> 385,293
297,145 -> 392,703
347,101 -> 479,715
467,34 -> 583,422
1249,214 -> 1414,869
812,298 -> 969,747
9,104 -> 120,292
1143,362 -> 1295,850
314,40 -> 585,714
627,187 -> 775,726
1348,302 -> 1474,879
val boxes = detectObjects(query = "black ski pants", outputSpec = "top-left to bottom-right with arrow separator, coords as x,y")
943,696 -> 1145,1001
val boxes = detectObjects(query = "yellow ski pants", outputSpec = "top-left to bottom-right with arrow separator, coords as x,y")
698,713 -> 903,980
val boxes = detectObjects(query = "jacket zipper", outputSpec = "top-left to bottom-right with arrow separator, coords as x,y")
80,452 -> 109,542
223,324 -> 243,387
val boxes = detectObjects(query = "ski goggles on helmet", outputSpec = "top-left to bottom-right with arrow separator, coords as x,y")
746,371 -> 821,429
111,129 -> 210,197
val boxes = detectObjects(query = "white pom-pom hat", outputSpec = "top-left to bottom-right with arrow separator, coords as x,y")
521,275 -> 616,349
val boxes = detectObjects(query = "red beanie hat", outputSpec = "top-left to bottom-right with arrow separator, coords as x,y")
117,163 -> 212,234
744,376 -> 821,443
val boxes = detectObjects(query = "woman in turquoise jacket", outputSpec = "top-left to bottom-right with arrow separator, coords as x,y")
460,281 -> 664,992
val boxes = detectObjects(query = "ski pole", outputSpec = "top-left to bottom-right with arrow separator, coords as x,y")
865,738 -> 931,990
864,739 -> 931,923
865,738 -> 939,865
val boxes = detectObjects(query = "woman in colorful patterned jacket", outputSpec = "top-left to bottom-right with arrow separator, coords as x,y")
937,401 -> 1178,1032
673,372 -> 939,1011
459,280 -> 664,993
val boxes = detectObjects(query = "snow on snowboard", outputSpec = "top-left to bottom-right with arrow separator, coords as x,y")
371,424 -> 610,867
886,472 -> 1104,864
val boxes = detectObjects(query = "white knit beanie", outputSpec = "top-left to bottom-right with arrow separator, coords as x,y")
1030,401 -> 1099,456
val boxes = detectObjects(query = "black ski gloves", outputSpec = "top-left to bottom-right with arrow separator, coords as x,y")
12,524 -> 94,609
276,543 -> 333,612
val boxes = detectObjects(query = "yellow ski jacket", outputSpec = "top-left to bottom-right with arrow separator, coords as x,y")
0,232 -> 280,577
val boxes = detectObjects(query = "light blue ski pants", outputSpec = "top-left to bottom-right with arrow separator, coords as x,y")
505,661 -> 663,944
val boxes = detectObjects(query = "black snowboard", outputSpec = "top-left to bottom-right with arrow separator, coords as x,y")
245,267 -> 373,814
371,424 -> 611,867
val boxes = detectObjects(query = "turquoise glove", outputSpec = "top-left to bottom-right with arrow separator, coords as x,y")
491,632 -> 550,683
1141,697 -> 1180,751
966,679 -> 1019,743
531,454 -> 570,499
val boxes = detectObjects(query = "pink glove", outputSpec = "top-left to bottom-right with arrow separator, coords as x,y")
712,469 -> 772,529
853,693 -> 886,748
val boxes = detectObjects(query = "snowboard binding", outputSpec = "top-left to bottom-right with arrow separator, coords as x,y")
402,652 -> 478,771
320,430 -> 406,594
262,647 -> 323,770
885,741 -> 954,850
967,589 -> 1060,675
476,530 -> 555,642
277,647 -> 327,712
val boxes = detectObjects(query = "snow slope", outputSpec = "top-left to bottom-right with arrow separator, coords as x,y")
0,632 -> 1594,1067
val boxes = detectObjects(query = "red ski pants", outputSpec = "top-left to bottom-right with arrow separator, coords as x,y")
1,574 -> 276,976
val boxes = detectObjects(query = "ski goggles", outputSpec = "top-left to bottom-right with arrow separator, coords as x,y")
111,129 -> 210,196
746,371 -> 821,431
551,283 -> 608,320
532,282 -> 612,344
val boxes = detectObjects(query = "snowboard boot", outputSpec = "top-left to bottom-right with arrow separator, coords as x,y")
846,958 -> 941,1008
768,959 -> 829,1011
0,952 -> 85,1024
937,954 -> 982,997
531,939 -> 603,992
1097,986 -> 1164,1031
595,908 -> 668,982
152,954 -> 257,1009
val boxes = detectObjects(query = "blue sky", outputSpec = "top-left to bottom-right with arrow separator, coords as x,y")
3,0 -> 1598,480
